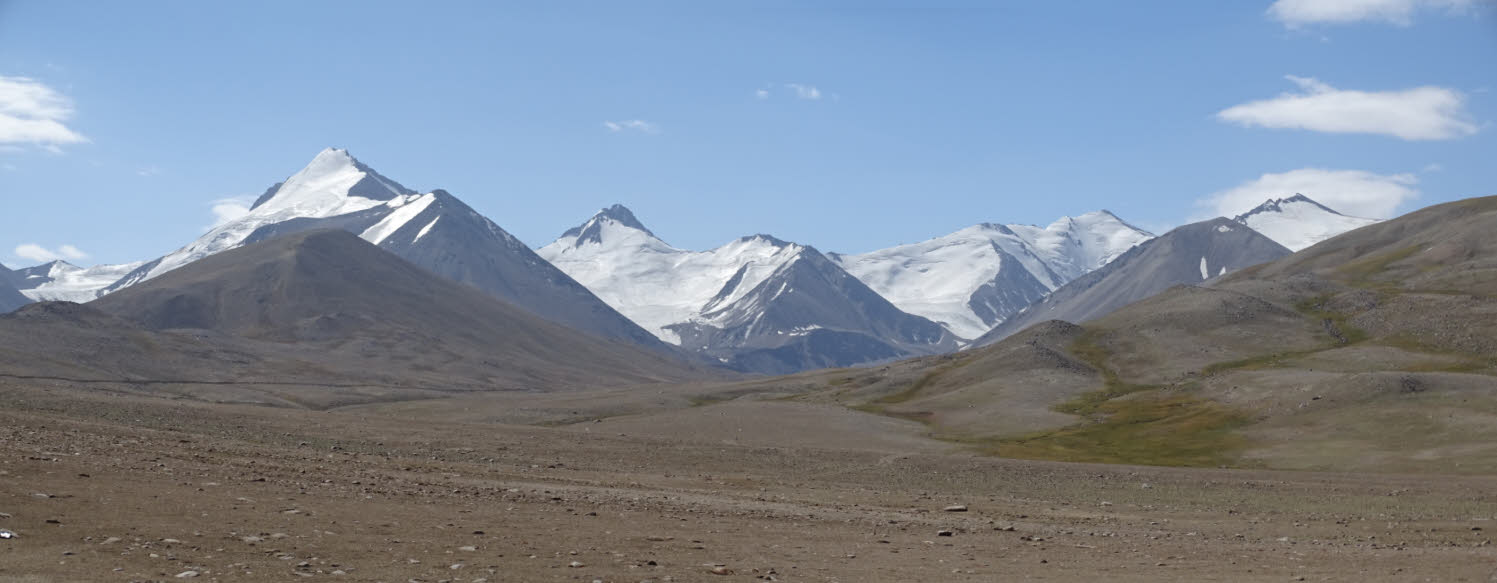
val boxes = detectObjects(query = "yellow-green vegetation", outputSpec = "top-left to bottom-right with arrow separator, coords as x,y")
1055,329 -> 1154,415
1293,294 -> 1370,344
1334,244 -> 1420,285
989,393 -> 1251,467
982,330 -> 1251,467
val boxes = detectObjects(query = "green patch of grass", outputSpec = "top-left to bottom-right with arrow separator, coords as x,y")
1050,329 -> 1154,416
1335,245 -> 1420,284
984,392 -> 1251,467
687,394 -> 729,407
870,369 -> 943,406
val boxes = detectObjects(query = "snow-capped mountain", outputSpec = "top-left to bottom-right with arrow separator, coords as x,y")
539,205 -> 958,373
106,148 -> 665,349
1233,194 -> 1379,252
10,260 -> 145,303
976,218 -> 1291,345
829,211 -> 1153,339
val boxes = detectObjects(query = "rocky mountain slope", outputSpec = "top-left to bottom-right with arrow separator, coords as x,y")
828,212 -> 1152,339
539,205 -> 957,374
976,217 -> 1291,344
0,230 -> 709,408
0,263 -> 29,313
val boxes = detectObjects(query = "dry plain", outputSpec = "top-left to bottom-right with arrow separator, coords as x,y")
3,380 -> 1497,582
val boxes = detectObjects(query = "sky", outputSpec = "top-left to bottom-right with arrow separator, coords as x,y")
1,0 -> 1494,267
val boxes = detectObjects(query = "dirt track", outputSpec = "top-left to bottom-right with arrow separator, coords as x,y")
3,383 -> 1497,582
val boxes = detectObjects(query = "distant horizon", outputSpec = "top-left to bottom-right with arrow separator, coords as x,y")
0,145 -> 1466,270
3,1 -> 1493,267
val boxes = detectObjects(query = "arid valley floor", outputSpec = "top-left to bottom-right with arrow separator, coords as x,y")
4,381 -> 1497,583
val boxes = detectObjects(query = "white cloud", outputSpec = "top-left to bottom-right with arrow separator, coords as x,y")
136,166 -> 161,177
1217,76 -> 1479,141
207,196 -> 255,229
14,243 -> 90,263
602,119 -> 660,134
785,83 -> 823,100
1269,0 -> 1476,27
0,76 -> 88,150
756,83 -> 836,101
1200,168 -> 1419,219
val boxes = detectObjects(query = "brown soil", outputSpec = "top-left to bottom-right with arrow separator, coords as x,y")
3,382 -> 1497,582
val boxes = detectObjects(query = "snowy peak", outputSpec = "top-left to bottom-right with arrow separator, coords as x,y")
1232,193 -> 1379,252
558,204 -> 662,248
16,260 -> 80,280
1235,194 -> 1337,219
251,147 -> 416,215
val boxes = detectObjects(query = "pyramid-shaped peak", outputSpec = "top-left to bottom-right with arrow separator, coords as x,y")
595,204 -> 653,234
559,203 -> 660,245
251,148 -> 417,212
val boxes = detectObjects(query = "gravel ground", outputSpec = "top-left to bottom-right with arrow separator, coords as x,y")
3,383 -> 1497,582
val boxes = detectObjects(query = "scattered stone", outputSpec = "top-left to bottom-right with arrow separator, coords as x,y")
937,529 -> 954,537
101,537 -> 122,545
458,545 -> 477,552
568,561 -> 585,568
175,570 -> 200,578
943,505 -> 968,512
707,565 -> 733,575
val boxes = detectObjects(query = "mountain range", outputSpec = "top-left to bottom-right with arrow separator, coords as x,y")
539,206 -> 959,373
1,148 -> 1385,375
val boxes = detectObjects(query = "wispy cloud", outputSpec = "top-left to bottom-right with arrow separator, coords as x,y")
1198,168 -> 1418,220
1217,76 -> 1479,141
1269,0 -> 1477,27
755,83 -> 835,101
0,76 -> 88,151
785,83 -> 822,100
207,195 -> 256,229
602,119 -> 660,134
14,243 -> 89,264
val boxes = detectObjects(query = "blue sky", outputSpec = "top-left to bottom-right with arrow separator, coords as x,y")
2,0 -> 1494,267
